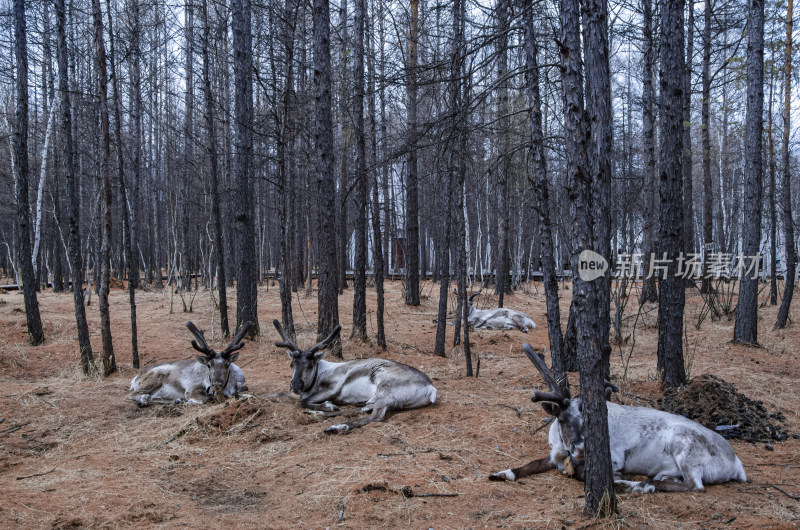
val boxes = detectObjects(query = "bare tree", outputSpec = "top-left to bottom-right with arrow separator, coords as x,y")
640,0 -> 658,305
733,0 -> 764,344
657,0 -> 688,387
522,0 -> 565,388
775,0 -> 794,329
12,0 -> 44,346
405,0 -> 421,306
314,0 -> 342,357
232,0 -> 259,337
580,0 -> 616,513
201,0 -> 230,337
106,0 -> 138,368
351,0 -> 368,342
91,0 -> 116,375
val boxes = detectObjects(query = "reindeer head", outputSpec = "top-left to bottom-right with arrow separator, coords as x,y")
522,343 -> 617,463
273,320 -> 341,395
186,321 -> 252,402
454,289 -> 482,316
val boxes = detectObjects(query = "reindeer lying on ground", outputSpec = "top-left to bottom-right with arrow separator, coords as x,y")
490,343 -> 747,493
273,320 -> 437,434
129,322 -> 252,407
461,290 -> 536,333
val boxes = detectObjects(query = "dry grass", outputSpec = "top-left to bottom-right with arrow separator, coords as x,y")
0,281 -> 798,528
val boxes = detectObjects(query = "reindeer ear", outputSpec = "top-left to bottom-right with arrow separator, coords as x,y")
196,355 -> 211,366
538,400 -> 562,417
313,350 -> 327,361
228,352 -> 240,363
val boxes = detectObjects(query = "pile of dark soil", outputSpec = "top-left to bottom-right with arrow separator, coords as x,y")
196,399 -> 263,433
658,374 -> 790,443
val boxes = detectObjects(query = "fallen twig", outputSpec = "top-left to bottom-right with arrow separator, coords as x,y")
496,404 -> 521,417
0,422 -> 30,436
16,468 -> 56,481
770,484 -> 800,500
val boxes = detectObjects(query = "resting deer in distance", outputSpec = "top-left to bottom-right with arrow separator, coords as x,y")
460,290 -> 536,333
489,343 -> 747,493
129,322 -> 252,407
273,319 -> 437,434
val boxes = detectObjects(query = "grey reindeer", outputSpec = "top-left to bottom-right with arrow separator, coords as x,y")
129,322 -> 252,406
490,343 -> 746,493
273,320 -> 437,434
461,290 -> 536,332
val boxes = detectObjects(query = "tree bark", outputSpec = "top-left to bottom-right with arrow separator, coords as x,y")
733,0 -> 764,344
580,0 -> 617,513
91,0 -> 116,375
314,0 -> 342,357
775,0 -> 794,329
657,0 -> 687,387
13,0 -> 45,346
683,0 -> 696,257
106,0 -> 138,368
201,0 -> 230,337
405,0 -> 421,306
495,0 -> 512,305
351,0 -> 368,341
640,0 -> 658,305
232,0 -> 259,337
522,0 -> 566,389
56,0 -> 93,373
700,0 -> 713,294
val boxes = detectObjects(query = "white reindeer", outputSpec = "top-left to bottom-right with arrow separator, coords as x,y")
490,343 -> 747,493
273,320 -> 437,434
461,290 -> 536,333
129,322 -> 252,407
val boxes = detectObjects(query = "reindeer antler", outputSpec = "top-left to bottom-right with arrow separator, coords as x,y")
222,321 -> 253,357
273,319 -> 300,351
186,322 -> 213,356
309,325 -> 342,354
522,343 -> 570,402
469,290 -> 482,303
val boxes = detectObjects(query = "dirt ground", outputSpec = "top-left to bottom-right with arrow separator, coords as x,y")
0,278 -> 799,529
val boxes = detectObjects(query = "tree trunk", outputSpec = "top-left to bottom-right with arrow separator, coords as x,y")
580,0 -> 617,513
350,0 -> 368,341
733,0 -> 764,344
683,0 -> 696,257
640,0 -> 658,305
700,0 -> 713,294
201,0 -> 230,337
776,0 -> 794,329
91,0 -> 116,375
495,0 -> 512,305
405,0 -> 421,306
277,0 -> 297,339
657,0 -> 687,387
768,62 -> 777,305
56,0 -> 93,373
232,0 -> 259,337
106,0 -> 139,368
314,0 -> 342,357
337,0 -> 349,294
523,0 -> 566,389
368,7 -> 385,348
13,0 -> 45,346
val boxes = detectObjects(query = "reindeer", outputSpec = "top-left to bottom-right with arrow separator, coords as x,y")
489,343 -> 747,493
129,322 -> 252,407
460,290 -> 536,333
273,319 -> 437,434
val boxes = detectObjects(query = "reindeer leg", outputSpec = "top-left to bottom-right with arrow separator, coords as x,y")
309,406 -> 371,418
489,457 -> 556,482
325,405 -> 389,434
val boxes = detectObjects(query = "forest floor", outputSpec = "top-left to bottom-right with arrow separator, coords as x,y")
0,278 -> 799,529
